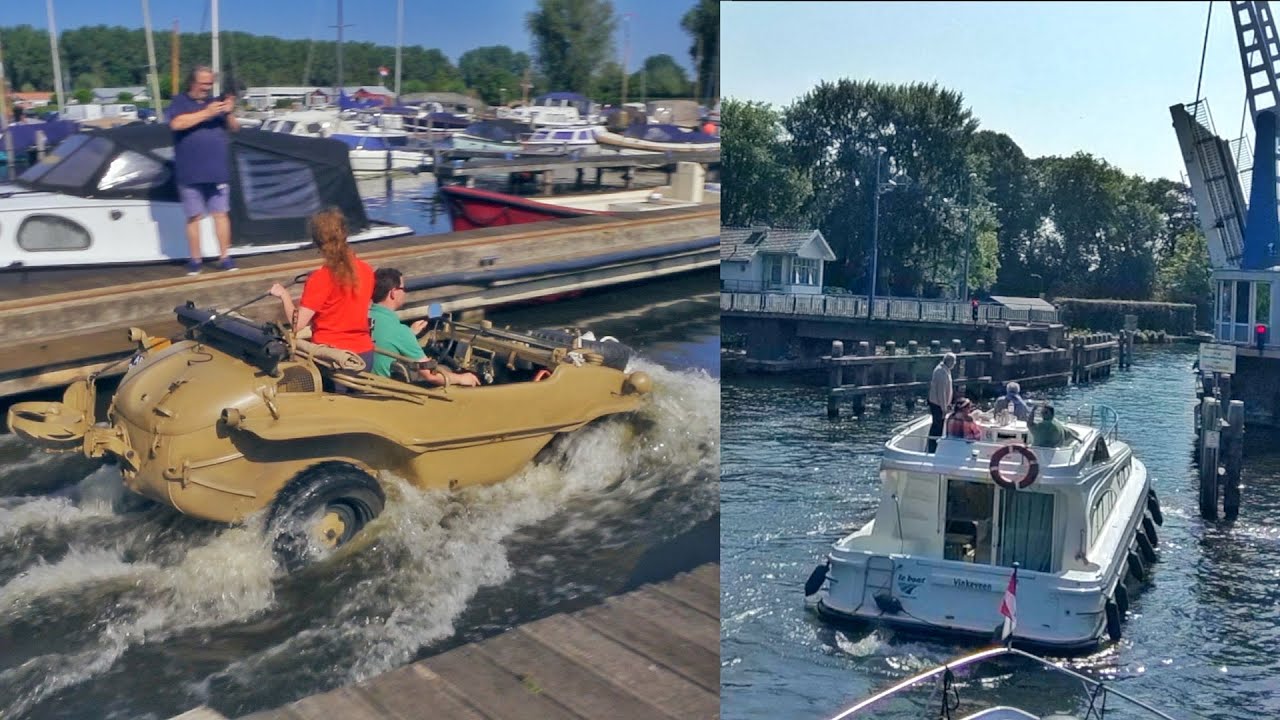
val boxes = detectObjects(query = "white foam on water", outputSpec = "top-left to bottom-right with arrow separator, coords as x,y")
0,524 -> 278,716
0,466 -> 128,543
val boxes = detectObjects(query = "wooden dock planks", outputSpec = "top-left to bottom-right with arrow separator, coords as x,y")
210,563 -> 719,720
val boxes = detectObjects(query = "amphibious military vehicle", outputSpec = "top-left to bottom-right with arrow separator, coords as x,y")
8,303 -> 651,568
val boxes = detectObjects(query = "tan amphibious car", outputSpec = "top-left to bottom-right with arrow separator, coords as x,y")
8,303 -> 651,568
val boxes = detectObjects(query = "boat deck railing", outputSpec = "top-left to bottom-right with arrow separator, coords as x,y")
886,415 -> 1086,468
1067,403 -> 1120,442
828,646 -> 1179,720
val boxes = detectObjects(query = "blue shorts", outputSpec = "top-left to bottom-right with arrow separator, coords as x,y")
179,182 -> 231,218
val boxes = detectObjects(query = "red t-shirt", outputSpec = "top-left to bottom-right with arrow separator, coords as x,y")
299,256 -> 374,353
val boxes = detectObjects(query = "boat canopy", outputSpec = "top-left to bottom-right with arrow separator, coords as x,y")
330,133 -> 409,150
624,124 -> 719,144
15,124 -> 371,247
462,120 -> 528,142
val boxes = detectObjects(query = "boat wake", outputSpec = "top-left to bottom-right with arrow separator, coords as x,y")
0,359 -> 719,718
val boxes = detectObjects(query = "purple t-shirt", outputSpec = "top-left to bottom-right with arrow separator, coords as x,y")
167,92 -> 230,186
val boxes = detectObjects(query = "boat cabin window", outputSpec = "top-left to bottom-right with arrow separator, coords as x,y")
20,136 -> 113,190
998,490 -> 1055,572
279,121 -> 297,134
98,150 -> 169,191
234,148 -> 321,221
552,130 -> 574,140
1089,489 -> 1117,547
945,479 -> 994,563
17,215 -> 91,251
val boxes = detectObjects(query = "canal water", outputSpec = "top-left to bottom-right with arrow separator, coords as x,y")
0,183 -> 719,719
722,344 -> 1280,720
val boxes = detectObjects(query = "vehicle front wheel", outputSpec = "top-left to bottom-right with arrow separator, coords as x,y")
267,461 -> 384,571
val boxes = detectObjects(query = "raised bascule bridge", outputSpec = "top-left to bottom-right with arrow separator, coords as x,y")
1172,0 -> 1280,425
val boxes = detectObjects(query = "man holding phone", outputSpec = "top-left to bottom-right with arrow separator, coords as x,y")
167,65 -> 240,275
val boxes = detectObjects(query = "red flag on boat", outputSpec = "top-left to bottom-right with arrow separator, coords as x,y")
379,66 -> 389,77
999,565 -> 1018,642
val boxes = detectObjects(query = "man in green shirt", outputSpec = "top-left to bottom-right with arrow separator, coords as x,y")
369,268 -> 480,387
1026,403 -> 1067,447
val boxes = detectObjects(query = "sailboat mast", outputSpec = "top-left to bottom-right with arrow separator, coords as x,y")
336,0 -> 345,99
211,0 -> 221,95
142,0 -> 164,114
0,30 -> 15,181
46,0 -> 66,112
395,0 -> 403,98
171,20 -> 180,97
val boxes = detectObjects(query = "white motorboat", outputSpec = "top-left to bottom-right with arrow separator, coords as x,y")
329,132 -> 431,173
450,119 -> 531,153
828,646 -> 1177,720
0,124 -> 413,268
594,124 -> 720,154
520,126 -> 605,156
805,405 -> 1164,652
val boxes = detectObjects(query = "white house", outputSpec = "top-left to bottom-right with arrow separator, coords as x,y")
92,86 -> 150,103
721,226 -> 836,295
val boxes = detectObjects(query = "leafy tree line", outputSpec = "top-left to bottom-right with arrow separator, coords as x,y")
723,80 -> 1211,318
0,0 -> 714,107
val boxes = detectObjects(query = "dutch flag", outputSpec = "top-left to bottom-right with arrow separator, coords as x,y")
999,565 -> 1018,643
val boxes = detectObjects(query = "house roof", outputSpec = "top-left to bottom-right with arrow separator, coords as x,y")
988,295 -> 1057,311
93,86 -> 149,99
720,226 -> 835,262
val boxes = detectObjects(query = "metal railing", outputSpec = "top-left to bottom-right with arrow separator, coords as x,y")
721,291 -> 1060,325
1067,403 -> 1120,443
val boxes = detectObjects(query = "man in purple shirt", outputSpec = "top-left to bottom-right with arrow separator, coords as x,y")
167,65 -> 240,274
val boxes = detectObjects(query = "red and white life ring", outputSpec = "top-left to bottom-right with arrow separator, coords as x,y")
989,444 -> 1039,489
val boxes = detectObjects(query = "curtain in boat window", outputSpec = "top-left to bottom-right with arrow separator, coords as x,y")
999,490 -> 1054,572
235,148 -> 322,220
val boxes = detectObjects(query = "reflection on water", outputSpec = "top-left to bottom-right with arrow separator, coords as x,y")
722,346 -> 1280,720
0,256 -> 718,717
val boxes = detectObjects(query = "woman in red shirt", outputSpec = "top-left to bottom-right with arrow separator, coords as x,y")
269,208 -> 376,368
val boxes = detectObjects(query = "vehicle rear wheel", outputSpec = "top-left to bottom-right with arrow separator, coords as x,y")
268,461 -> 384,571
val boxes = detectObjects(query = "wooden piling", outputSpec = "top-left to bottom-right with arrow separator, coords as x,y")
827,340 -> 844,419
854,341 -> 871,415
1199,396 -> 1222,520
1224,399 -> 1245,521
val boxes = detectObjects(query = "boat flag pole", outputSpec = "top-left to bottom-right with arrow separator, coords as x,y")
211,0 -> 221,96
46,0 -> 67,114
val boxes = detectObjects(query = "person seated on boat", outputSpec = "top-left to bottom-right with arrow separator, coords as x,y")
993,381 -> 1031,421
1027,402 -> 1068,448
945,398 -> 983,441
368,268 -> 480,387
269,208 -> 376,369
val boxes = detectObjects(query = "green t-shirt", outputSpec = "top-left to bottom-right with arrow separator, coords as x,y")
1028,416 -> 1067,448
368,304 -> 425,377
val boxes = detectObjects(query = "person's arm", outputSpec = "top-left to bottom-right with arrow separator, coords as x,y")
170,102 -> 216,131
225,102 -> 240,132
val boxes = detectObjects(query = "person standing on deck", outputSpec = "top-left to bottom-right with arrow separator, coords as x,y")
167,65 -> 239,275
927,352 -> 957,452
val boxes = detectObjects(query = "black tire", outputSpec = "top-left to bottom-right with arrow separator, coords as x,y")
1147,489 -> 1164,526
1115,583 -> 1129,616
1127,550 -> 1146,583
1142,515 -> 1159,546
268,461 -> 384,571
1136,528 -> 1157,565
529,328 -> 633,370
1105,600 -> 1122,642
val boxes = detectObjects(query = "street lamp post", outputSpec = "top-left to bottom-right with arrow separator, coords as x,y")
868,147 -> 887,319
959,171 -> 977,302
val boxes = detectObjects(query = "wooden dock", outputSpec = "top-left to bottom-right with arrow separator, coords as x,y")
172,563 -> 719,720
824,333 -> 1124,417
0,206 -> 718,398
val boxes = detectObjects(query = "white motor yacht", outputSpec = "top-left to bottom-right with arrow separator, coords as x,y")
0,125 -> 412,268
828,646 -> 1177,720
806,405 -> 1164,652
520,126 -> 605,156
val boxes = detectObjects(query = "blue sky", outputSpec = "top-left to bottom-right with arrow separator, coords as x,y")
4,0 -> 698,73
723,1 -> 1247,182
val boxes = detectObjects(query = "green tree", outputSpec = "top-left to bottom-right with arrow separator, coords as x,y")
784,80 -> 979,295
117,91 -> 134,102
593,61 -> 624,105
680,0 -> 718,101
970,130 -> 1042,296
459,45 -> 530,105
525,0 -> 616,94
73,87 -> 92,105
1157,230 -> 1212,328
721,98 -> 811,227
632,54 -> 688,98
